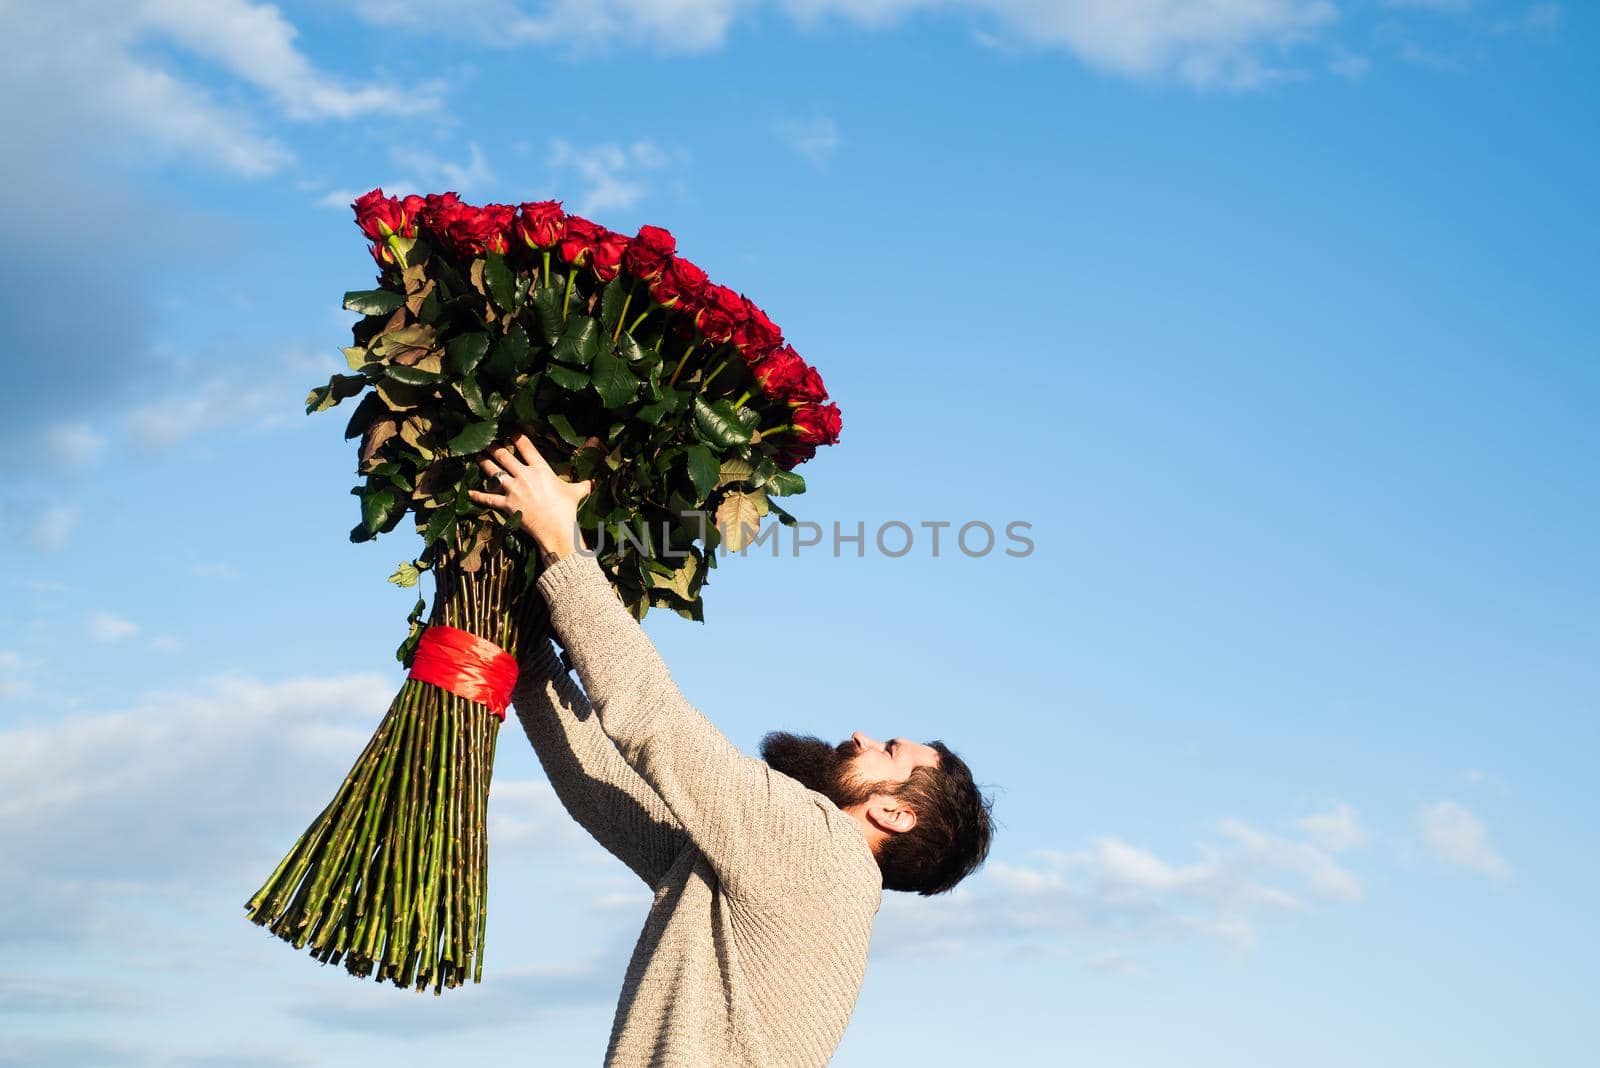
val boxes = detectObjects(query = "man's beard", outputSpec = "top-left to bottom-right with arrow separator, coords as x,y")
759,731 -> 878,808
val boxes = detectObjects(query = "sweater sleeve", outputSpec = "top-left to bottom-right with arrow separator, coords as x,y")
536,551 -> 862,904
508,635 -> 689,888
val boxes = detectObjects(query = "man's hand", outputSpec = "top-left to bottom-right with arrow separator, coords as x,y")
467,433 -> 592,562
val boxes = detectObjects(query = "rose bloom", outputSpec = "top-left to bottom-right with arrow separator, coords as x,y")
624,225 -> 676,280
430,199 -> 515,258
647,256 -> 709,307
694,284 -> 746,344
790,364 -> 828,404
792,401 -> 842,446
557,216 -> 605,265
590,228 -> 631,281
353,188 -> 413,241
733,297 -> 782,359
516,200 -> 566,248
368,241 -> 395,268
752,345 -> 808,400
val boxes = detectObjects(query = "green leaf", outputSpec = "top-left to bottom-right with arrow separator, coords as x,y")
547,413 -> 587,448
422,506 -> 457,547
395,593 -> 427,667
484,252 -> 519,312
498,322 -> 531,372
718,458 -> 755,487
634,398 -> 672,425
768,469 -> 806,496
388,560 -> 422,588
591,344 -> 639,407
386,362 -> 444,385
447,419 -> 499,456
361,488 -> 397,535
343,289 -> 405,316
600,277 -> 628,334
683,445 -> 719,502
530,287 -> 563,345
552,315 -> 600,368
447,332 -> 491,376
342,345 -> 371,371
546,363 -> 590,391
456,375 -> 491,418
692,396 -> 752,448
306,373 -> 367,414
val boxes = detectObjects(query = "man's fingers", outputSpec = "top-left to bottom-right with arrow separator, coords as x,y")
513,433 -> 552,475
466,488 -> 507,509
490,445 -> 524,475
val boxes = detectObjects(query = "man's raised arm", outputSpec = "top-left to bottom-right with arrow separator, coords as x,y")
509,634 -> 688,887
470,435 -> 865,904
535,551 -> 862,903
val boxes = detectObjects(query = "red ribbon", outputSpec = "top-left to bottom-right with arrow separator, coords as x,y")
407,625 -> 520,720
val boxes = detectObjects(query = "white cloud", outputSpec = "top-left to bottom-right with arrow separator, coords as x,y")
122,350 -> 312,450
0,650 -> 40,701
549,139 -> 677,216
1417,800 -> 1510,881
14,502 -> 82,553
776,115 -> 840,166
38,422 -> 108,473
138,0 -> 441,121
1,4 -> 290,178
1296,802 -> 1368,853
872,809 -> 1366,966
352,0 -> 747,54
391,141 -> 496,196
87,613 -> 140,644
788,0 -> 1339,89
0,0 -> 437,183
1329,52 -> 1372,81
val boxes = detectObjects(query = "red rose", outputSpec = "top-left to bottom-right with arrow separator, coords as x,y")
751,345 -> 808,400
423,195 -> 516,259
400,194 -> 426,224
481,203 -> 516,254
624,225 -> 676,280
590,228 -> 631,281
647,256 -> 708,307
368,241 -> 395,268
694,284 -> 745,344
732,296 -> 782,359
557,216 -> 604,265
420,191 -> 465,234
353,188 -> 409,241
790,364 -> 828,403
516,200 -> 566,249
791,402 -> 842,446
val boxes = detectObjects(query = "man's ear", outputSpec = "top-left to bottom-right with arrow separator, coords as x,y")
865,795 -> 917,836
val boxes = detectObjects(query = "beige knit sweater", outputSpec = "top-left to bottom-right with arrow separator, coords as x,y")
509,551 -> 882,1067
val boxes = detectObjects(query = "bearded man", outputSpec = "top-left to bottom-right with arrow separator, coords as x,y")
469,434 -> 993,1068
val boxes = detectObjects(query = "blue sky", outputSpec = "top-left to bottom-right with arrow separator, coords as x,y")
0,1 -> 1595,1064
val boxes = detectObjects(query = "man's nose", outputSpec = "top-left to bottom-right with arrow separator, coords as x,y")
851,732 -> 882,752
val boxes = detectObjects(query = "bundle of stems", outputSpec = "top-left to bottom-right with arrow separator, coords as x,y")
244,524 -> 542,994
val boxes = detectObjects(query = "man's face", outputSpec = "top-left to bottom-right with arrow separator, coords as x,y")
844,732 -> 941,788
760,730 -> 940,808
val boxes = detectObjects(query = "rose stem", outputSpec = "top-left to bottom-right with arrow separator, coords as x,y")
667,342 -> 698,387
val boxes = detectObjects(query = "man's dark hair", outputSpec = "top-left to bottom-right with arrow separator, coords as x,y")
875,741 -> 993,896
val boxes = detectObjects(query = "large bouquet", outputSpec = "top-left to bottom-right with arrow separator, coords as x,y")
244,190 -> 841,994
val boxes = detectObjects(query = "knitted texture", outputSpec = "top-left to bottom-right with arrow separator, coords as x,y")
510,551 -> 882,1067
